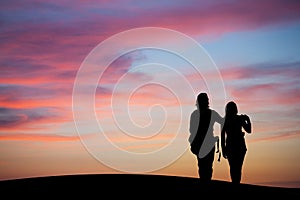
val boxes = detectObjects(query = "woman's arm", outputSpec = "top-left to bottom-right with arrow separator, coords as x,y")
241,114 -> 252,133
221,121 -> 227,159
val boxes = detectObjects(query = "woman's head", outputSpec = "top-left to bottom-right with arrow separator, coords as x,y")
225,101 -> 238,116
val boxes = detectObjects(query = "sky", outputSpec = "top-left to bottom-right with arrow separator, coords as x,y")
1,0 -> 300,188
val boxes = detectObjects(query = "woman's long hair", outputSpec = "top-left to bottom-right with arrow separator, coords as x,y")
225,101 -> 238,118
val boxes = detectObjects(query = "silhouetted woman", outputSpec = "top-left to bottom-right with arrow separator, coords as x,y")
221,101 -> 252,184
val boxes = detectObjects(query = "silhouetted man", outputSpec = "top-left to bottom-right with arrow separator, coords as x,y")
189,92 -> 224,183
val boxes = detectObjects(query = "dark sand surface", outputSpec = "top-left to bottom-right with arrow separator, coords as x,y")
1,174 -> 299,198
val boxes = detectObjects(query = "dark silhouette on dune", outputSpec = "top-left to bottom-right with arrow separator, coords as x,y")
189,92 -> 224,183
0,174 -> 299,198
221,101 -> 252,185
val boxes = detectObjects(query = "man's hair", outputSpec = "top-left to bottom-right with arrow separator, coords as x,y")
197,92 -> 209,109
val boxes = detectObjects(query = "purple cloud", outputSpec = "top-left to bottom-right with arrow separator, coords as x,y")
0,107 -> 62,129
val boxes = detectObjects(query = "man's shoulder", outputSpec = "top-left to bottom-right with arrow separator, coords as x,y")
210,109 -> 224,120
191,109 -> 199,116
210,109 -> 220,115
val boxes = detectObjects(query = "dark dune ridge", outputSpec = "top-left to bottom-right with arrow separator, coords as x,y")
1,174 -> 300,198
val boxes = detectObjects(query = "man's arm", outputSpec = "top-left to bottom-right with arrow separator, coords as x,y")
212,110 -> 224,126
188,110 -> 199,144
212,110 -> 225,134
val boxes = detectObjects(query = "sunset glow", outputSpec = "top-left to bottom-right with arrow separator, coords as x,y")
1,0 -> 300,188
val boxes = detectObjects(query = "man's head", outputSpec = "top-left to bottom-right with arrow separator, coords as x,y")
196,92 -> 209,109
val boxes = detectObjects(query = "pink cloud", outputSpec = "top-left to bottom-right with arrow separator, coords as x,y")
1,0 -> 299,145
0,107 -> 71,132
248,130 -> 300,143
220,62 -> 300,80
170,0 -> 300,34
220,83 -> 300,118
232,83 -> 300,105
1,0 -> 299,91
218,61 -> 300,110
0,84 -> 72,109
127,84 -> 180,106
2,0 -> 300,60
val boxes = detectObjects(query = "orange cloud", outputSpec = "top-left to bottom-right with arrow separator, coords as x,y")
248,130 -> 300,143
0,133 -> 80,142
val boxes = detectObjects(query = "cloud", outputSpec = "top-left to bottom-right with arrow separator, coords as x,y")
0,107 -> 65,130
219,61 -> 300,109
98,52 -> 147,85
248,130 -> 300,143
1,0 -> 300,145
0,84 -> 57,101
0,133 -> 81,142
2,0 -> 300,61
0,84 -> 73,109
0,57 -> 78,85
1,0 -> 299,92
221,61 -> 300,80
162,0 -> 300,34
231,83 -> 300,106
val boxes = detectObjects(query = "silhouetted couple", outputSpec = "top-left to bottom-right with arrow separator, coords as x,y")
189,92 -> 252,185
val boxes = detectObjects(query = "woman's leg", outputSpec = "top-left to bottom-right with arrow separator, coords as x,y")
228,151 -> 246,184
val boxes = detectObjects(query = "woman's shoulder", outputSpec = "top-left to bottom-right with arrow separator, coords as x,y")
237,114 -> 249,121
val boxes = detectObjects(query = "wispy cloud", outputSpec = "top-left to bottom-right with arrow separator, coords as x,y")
221,61 -> 300,80
220,61 -> 300,109
0,107 -> 66,130
2,0 -> 300,61
248,130 -> 300,143
0,133 -> 80,142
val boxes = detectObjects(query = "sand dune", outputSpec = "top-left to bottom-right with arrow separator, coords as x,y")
1,174 -> 300,198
